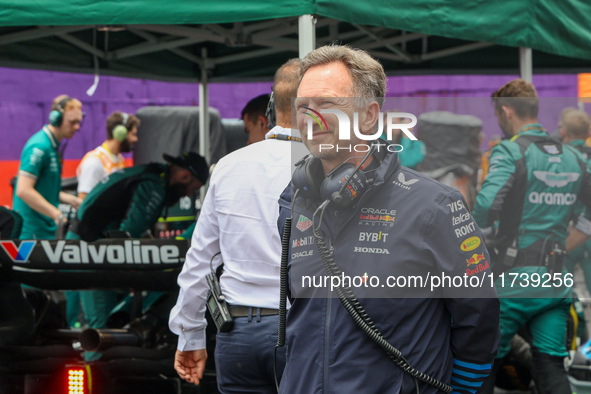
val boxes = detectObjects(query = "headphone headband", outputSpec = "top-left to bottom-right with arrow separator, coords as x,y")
55,97 -> 72,112
120,112 -> 129,127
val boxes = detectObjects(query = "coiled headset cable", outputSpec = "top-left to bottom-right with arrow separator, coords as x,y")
274,188 -> 299,391
312,200 -> 452,393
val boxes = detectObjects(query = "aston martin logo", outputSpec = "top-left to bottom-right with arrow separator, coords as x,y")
533,171 -> 580,188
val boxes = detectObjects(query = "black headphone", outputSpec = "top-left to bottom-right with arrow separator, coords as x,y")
266,90 -> 276,130
112,112 -> 130,142
292,144 -> 380,209
48,97 -> 72,127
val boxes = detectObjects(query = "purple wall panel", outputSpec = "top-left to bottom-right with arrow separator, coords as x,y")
0,66 -> 581,162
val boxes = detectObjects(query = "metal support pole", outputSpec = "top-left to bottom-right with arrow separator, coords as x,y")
519,47 -> 532,83
298,15 -> 316,58
198,48 -> 210,204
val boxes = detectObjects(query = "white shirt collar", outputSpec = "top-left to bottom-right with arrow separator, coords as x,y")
43,125 -> 59,149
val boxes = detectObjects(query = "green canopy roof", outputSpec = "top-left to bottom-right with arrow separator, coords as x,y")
0,1 -> 589,80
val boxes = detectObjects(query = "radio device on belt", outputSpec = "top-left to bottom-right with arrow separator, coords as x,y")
205,253 -> 233,332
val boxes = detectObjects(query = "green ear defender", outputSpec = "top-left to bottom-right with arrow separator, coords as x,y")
113,112 -> 129,142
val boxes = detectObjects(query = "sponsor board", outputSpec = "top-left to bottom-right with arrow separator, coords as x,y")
0,239 -> 187,268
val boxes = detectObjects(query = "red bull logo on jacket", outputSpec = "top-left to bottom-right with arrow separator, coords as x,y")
466,253 -> 485,266
466,260 -> 490,276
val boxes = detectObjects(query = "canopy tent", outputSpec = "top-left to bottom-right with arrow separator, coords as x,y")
1,1 -> 589,173
0,1 -> 590,82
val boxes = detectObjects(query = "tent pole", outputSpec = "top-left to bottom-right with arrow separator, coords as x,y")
298,15 -> 316,58
199,48 -> 210,202
519,47 -> 532,83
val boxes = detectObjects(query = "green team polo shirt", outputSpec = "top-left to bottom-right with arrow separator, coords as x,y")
13,126 -> 61,239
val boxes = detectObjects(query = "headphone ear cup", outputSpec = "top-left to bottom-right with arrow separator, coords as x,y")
49,110 -> 63,127
113,125 -> 128,142
320,163 -> 369,208
292,157 -> 324,200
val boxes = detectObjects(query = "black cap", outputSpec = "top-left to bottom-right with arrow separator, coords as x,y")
163,152 -> 209,184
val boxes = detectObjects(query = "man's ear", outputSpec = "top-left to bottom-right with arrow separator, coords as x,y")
559,127 -> 566,140
258,115 -> 269,128
359,101 -> 381,135
182,170 -> 191,182
501,105 -> 513,120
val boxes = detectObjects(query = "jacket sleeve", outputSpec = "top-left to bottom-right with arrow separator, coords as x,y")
472,143 -> 517,228
169,176 -> 222,351
424,190 -> 500,394
119,179 -> 165,238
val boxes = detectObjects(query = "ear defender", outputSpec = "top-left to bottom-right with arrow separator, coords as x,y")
113,112 -> 130,142
292,157 -> 370,208
292,157 -> 324,200
48,97 -> 72,127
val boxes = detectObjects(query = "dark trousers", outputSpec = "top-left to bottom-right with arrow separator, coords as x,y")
214,312 -> 286,394
480,347 -> 571,394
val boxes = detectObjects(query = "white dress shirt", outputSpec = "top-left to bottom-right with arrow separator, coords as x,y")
169,126 -> 306,351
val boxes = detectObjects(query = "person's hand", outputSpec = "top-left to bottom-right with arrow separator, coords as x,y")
68,195 -> 82,209
53,211 -> 65,227
174,349 -> 207,385
59,192 -> 82,209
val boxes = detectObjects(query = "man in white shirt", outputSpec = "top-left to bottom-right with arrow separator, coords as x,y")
241,94 -> 270,145
76,111 -> 140,199
169,58 -> 306,393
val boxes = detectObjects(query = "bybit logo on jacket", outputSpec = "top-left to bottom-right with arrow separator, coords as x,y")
358,231 -> 389,243
393,172 -> 419,190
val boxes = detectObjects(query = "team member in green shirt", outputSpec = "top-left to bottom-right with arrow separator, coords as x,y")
474,80 -> 591,394
65,152 -> 208,360
560,110 -> 591,291
13,95 -> 83,239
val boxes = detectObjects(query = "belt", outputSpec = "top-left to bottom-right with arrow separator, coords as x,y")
228,305 -> 279,317
514,251 -> 544,267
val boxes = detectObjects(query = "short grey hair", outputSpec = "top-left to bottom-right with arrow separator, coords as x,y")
299,44 -> 386,109
563,109 -> 591,140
